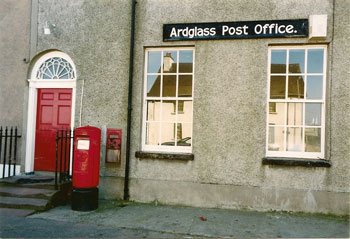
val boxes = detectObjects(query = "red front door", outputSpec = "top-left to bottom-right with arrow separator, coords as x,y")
34,88 -> 72,171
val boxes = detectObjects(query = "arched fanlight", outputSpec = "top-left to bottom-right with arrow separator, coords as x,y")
36,57 -> 75,79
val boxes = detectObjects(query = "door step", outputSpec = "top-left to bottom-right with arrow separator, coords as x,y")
0,186 -> 57,199
0,175 -> 72,216
0,208 -> 36,217
0,196 -> 49,211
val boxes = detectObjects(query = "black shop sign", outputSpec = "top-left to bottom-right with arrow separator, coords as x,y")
163,19 -> 308,41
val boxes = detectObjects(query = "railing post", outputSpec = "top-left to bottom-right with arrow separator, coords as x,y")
13,127 -> 18,176
64,127 -> 68,180
8,127 -> 13,177
59,127 -> 64,183
0,127 -> 2,179
71,129 -> 75,180
55,129 -> 59,189
67,128 -> 72,180
3,127 -> 8,178
0,126 -> 21,179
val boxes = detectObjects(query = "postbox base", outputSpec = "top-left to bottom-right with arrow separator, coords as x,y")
72,187 -> 98,211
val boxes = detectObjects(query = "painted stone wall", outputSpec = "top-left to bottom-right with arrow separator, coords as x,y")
128,0 -> 349,215
34,0 -> 131,177
33,0 -> 350,215
0,0 -> 31,169
0,0 -> 30,127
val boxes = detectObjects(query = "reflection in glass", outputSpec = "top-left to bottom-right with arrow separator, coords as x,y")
162,101 -> 176,122
287,103 -> 303,125
270,76 -> 286,99
147,51 -> 161,73
289,50 -> 305,73
307,76 -> 323,99
163,51 -> 177,73
146,100 -> 160,121
177,101 -> 193,122
178,75 -> 192,97
305,103 -> 322,126
176,123 -> 192,147
307,49 -> 324,73
146,122 -> 160,145
162,75 -> 176,97
269,102 -> 285,125
271,50 -> 286,73
287,127 -> 302,152
60,69 -> 68,79
160,123 -> 175,146
43,73 -> 51,79
178,100 -> 184,112
269,102 -> 277,113
305,128 -> 321,152
179,50 -> 193,73
268,126 -> 284,151
288,76 -> 304,99
147,75 -> 160,97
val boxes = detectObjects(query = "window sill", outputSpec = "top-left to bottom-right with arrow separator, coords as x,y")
262,157 -> 331,167
135,151 -> 194,161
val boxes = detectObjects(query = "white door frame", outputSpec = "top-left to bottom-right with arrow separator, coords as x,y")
25,51 -> 77,173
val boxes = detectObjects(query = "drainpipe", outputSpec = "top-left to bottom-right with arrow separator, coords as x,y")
124,0 -> 136,201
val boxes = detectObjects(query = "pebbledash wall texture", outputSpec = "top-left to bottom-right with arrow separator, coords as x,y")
2,0 -> 349,215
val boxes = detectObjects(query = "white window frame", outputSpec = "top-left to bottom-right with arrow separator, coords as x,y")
142,47 -> 195,153
266,45 -> 327,159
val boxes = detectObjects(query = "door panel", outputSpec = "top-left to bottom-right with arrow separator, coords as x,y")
34,88 -> 72,171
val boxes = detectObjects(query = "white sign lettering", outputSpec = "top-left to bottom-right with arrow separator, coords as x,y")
164,19 -> 308,41
170,27 -> 216,39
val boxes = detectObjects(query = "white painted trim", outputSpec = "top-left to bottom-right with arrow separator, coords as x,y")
142,47 -> 195,153
266,45 -> 327,159
28,79 -> 76,88
25,51 -> 77,173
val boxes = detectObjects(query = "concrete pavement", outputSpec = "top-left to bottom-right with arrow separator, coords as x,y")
1,200 -> 349,238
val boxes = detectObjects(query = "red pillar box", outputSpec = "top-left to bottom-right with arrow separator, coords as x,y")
72,126 -> 101,211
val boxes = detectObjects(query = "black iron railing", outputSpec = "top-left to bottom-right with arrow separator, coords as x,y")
1,127 -> 21,179
55,128 -> 74,189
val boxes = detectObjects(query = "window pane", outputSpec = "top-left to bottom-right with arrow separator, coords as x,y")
288,76 -> 304,99
305,103 -> 322,126
147,51 -> 161,73
177,100 -> 192,122
163,51 -> 177,73
306,76 -> 323,99
271,50 -> 286,73
270,76 -> 286,99
162,100 -> 176,122
269,102 -> 285,125
144,48 -> 194,152
146,100 -> 161,121
287,103 -> 303,125
178,100 -> 184,112
43,70 -> 51,79
160,123 -> 175,146
176,123 -> 192,147
179,50 -> 193,73
162,75 -> 176,97
178,75 -> 192,97
146,122 -> 160,145
287,127 -> 303,152
268,126 -> 284,151
289,50 -> 305,73
147,75 -> 160,97
307,49 -> 324,73
305,128 -> 321,152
